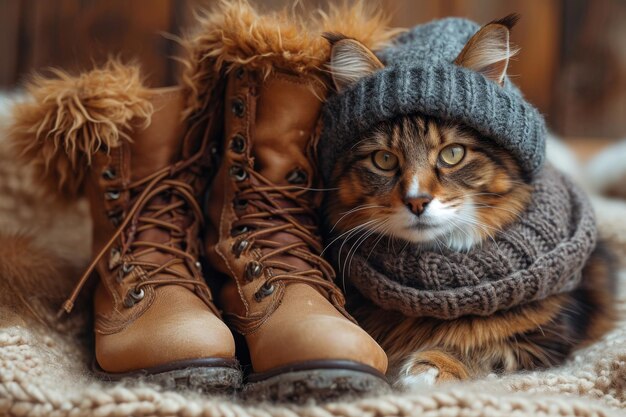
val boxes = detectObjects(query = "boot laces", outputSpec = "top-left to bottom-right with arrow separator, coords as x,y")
60,122 -> 215,315
232,168 -> 351,318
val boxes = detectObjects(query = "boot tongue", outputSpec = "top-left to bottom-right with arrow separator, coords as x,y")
253,75 -> 324,185
127,88 -> 193,280
250,75 -> 327,274
129,87 -> 185,180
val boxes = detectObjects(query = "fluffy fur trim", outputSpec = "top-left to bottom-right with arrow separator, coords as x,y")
10,61 -> 153,197
180,0 -> 399,117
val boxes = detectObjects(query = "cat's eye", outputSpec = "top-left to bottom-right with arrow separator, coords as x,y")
372,150 -> 399,171
439,145 -> 465,166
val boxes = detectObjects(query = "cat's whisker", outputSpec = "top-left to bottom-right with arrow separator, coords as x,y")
343,222 -> 385,288
453,216 -> 498,248
341,219 -> 385,271
472,204 -> 524,219
337,219 -> 383,272
322,219 -> 378,257
289,186 -> 339,192
454,215 -> 500,234
366,224 -> 391,262
337,204 -> 383,217
458,192 -> 507,200
348,223 -> 393,285
463,219 -> 521,253
397,238 -> 411,257
348,219 -> 388,271
506,179 -> 534,186
447,217 -> 476,253
339,220 -> 386,291
331,204 -> 384,233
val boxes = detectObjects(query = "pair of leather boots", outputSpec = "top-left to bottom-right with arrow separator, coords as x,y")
13,2 -> 393,402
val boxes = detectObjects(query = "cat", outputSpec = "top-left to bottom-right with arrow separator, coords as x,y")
321,16 -> 617,387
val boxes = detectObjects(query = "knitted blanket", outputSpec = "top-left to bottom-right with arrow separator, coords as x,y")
0,97 -> 624,416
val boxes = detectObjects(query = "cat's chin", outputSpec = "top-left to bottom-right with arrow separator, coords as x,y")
390,225 -> 482,252
385,203 -> 484,252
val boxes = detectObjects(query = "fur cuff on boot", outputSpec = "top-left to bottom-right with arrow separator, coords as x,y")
180,0 -> 399,117
10,61 -> 153,198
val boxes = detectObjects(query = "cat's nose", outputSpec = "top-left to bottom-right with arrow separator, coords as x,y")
404,194 -> 432,216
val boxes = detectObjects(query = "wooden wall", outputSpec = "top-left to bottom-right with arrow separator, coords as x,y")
0,0 -> 187,88
0,0 -> 624,139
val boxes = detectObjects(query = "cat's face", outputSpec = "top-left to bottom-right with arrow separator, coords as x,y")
324,17 -> 531,251
326,114 -> 530,251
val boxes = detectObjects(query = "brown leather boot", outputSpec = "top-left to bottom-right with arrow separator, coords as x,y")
14,63 -> 242,391
181,1 -> 395,402
204,70 -> 388,400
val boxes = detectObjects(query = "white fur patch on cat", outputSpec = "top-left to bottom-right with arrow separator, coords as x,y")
407,176 -> 420,197
395,366 -> 440,390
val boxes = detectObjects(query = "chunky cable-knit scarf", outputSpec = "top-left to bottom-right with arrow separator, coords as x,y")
339,166 -> 597,319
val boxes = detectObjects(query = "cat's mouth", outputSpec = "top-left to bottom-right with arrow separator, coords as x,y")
406,221 -> 438,231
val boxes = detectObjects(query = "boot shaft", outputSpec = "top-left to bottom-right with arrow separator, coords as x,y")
205,68 -> 350,334
240,72 -> 324,186
85,87 -> 188,253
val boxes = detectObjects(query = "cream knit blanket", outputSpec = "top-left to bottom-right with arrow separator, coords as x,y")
0,97 -> 624,417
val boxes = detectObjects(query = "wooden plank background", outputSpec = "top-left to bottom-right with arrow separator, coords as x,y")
0,0 -> 624,139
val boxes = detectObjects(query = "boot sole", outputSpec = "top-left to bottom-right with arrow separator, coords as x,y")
93,358 -> 243,393
243,360 -> 390,403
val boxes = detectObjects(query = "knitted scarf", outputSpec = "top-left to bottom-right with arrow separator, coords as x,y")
335,166 -> 597,319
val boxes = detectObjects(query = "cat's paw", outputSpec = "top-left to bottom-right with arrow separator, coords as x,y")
395,364 -> 440,389
395,350 -> 469,390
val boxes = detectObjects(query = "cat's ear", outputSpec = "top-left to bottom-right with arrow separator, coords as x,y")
324,32 -> 385,92
454,14 -> 520,85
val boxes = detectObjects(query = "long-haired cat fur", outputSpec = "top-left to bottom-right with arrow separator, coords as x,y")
323,16 -> 617,386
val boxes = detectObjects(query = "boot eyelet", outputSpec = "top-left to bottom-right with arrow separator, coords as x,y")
111,214 -> 123,226
230,134 -> 246,153
105,190 -> 121,200
195,261 -> 202,271
118,264 -> 135,282
235,67 -> 245,79
229,165 -> 248,182
231,98 -> 245,117
255,283 -> 275,301
245,261 -> 264,281
107,209 -> 123,226
108,247 -> 121,269
102,168 -> 116,180
231,225 -> 249,237
286,168 -> 308,185
124,288 -> 145,307
233,198 -> 248,210
232,239 -> 249,257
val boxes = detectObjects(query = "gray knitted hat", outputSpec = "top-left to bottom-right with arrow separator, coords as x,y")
318,18 -> 547,182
